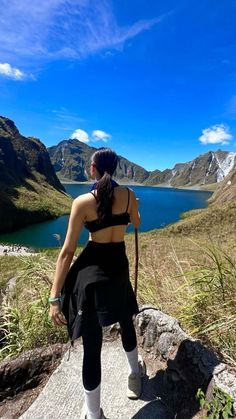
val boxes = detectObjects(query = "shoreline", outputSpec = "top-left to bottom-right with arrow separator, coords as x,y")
60,179 -> 216,192
152,183 -> 216,192
60,179 -> 144,186
0,244 -> 38,257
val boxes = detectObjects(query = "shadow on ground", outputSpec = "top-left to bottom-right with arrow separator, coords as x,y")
131,338 -> 221,419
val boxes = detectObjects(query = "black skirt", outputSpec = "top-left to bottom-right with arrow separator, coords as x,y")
61,241 -> 139,344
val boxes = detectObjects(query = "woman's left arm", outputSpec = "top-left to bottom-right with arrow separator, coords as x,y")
50,196 -> 86,299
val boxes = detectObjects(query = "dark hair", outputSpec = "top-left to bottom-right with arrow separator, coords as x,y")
91,148 -> 118,221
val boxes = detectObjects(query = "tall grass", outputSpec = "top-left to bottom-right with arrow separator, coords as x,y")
0,252 -> 68,360
0,255 -> 25,289
126,233 -> 236,364
1,306 -> 23,357
174,243 -> 236,363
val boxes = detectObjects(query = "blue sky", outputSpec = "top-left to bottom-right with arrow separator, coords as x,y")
0,0 -> 236,171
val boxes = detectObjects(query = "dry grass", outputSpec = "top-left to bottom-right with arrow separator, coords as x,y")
162,201 -> 236,238
0,256 -> 25,290
126,228 -> 236,364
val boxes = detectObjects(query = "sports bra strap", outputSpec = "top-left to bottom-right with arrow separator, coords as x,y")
90,188 -> 130,212
90,191 -> 96,199
125,187 -> 130,212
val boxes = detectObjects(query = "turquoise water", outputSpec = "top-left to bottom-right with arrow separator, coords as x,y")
0,184 -> 213,249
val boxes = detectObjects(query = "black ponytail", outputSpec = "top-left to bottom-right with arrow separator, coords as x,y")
91,148 -> 118,221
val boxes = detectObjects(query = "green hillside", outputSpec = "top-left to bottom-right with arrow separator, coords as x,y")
0,117 -> 72,233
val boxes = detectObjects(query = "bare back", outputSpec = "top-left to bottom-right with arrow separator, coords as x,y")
83,186 -> 139,243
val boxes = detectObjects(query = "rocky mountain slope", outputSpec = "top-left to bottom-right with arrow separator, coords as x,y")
146,150 -> 236,187
48,139 -> 149,183
165,150 -> 236,187
48,139 -> 236,187
209,164 -> 236,204
0,117 -> 71,233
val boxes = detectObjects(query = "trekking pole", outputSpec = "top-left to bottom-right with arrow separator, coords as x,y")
134,227 -> 138,297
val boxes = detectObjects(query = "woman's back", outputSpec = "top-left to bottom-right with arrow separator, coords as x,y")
83,186 -> 138,243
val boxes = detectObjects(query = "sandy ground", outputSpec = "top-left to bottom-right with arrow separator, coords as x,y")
0,244 -> 38,256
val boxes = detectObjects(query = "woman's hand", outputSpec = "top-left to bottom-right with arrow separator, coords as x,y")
49,302 -> 67,326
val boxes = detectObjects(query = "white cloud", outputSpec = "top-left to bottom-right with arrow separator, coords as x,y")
0,0 -> 169,67
71,128 -> 89,143
70,127 -> 111,143
92,130 -> 111,142
199,124 -> 233,145
0,63 -> 25,80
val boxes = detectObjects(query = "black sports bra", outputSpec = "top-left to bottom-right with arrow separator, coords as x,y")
84,187 -> 131,233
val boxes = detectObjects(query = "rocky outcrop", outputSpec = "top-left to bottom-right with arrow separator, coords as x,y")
0,344 -> 68,402
135,306 -> 236,415
0,344 -> 69,419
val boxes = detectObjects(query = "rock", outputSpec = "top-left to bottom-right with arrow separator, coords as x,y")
136,307 -> 188,356
135,306 -> 236,414
0,343 -> 68,401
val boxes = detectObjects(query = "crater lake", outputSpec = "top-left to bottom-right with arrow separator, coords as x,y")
0,184 -> 213,249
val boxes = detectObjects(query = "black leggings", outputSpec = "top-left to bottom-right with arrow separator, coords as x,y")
81,315 -> 137,391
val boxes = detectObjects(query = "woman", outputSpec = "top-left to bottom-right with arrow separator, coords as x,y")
48,148 -> 145,419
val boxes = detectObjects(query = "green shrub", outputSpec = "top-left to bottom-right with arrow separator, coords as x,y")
196,387 -> 234,418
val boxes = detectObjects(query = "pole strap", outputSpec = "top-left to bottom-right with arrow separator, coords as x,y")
134,228 -> 138,297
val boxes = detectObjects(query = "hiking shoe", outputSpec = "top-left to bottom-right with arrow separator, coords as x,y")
80,406 -> 107,419
99,408 -> 107,419
127,356 -> 146,399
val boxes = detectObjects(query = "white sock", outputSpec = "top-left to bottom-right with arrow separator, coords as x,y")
125,345 -> 139,374
84,383 -> 101,419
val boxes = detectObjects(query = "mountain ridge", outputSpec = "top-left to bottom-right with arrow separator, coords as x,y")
48,138 -> 150,183
48,138 -> 236,188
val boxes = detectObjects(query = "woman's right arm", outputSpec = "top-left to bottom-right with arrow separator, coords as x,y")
129,189 -> 141,229
49,195 -> 86,326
